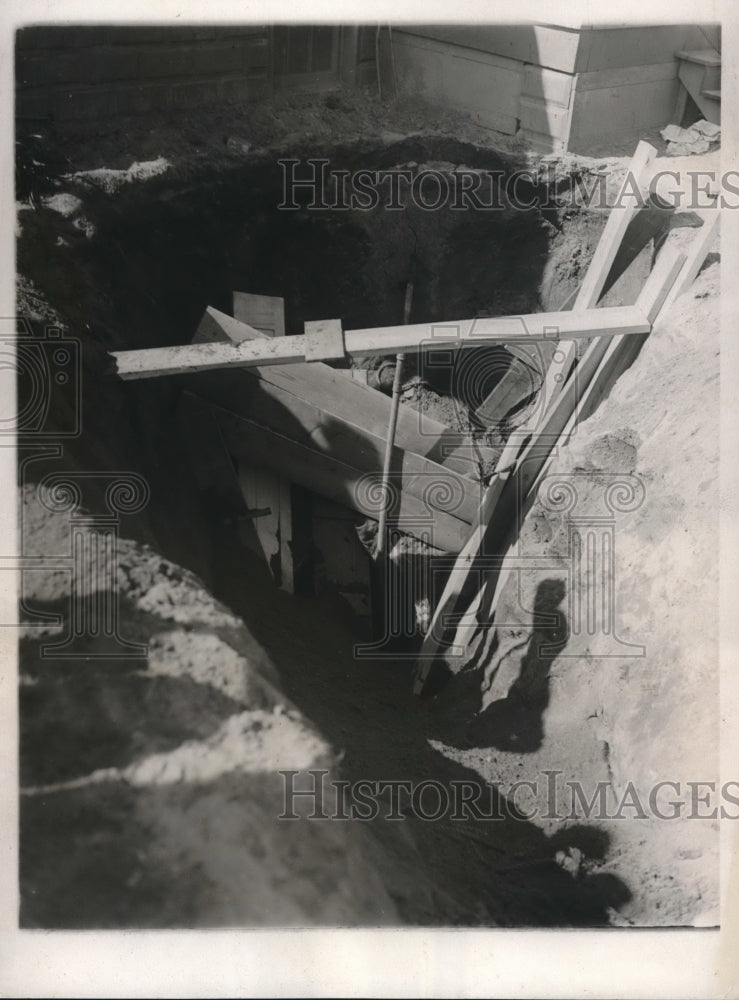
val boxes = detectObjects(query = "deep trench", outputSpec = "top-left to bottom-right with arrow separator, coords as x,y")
18,137 -> 630,925
18,138 -> 569,604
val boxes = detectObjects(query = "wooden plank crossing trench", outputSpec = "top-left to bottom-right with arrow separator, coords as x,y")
111,305 -> 652,380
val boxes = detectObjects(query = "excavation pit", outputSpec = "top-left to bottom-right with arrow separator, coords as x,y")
18,127 -> 715,932
18,138 -> 596,626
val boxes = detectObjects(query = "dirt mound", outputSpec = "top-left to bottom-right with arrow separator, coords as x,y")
19,485 -> 398,927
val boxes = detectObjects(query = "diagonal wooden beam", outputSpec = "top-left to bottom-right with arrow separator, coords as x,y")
525,245 -> 685,485
412,143 -> 660,694
110,305 -> 650,380
446,244 -> 688,685
575,141 -> 658,309
209,400 -> 472,553
662,210 -> 720,311
412,301 -> 642,691
412,216 -> 694,694
535,140 -> 659,431
191,373 -> 482,528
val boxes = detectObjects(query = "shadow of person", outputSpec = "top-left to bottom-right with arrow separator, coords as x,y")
463,577 -> 568,752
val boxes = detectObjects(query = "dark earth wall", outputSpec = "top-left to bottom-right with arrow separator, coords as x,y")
15,25 -> 271,123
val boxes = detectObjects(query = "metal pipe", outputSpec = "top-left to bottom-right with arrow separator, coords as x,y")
375,282 -> 413,559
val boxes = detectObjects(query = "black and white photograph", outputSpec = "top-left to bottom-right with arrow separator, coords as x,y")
1,1 -> 738,996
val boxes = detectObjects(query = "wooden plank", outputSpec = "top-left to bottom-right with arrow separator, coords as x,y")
346,305 -> 648,356
663,212 -> 720,310
233,291 -> 293,594
518,95 -> 573,141
185,369 -> 481,528
110,305 -> 650,381
412,141 -> 659,692
569,78 -> 678,142
556,246 -> 685,443
534,141 -> 658,432
113,334 -> 308,378
198,306 -> 496,479
391,24 -> 582,73
391,30 -> 522,134
211,402 -> 470,553
522,64 -> 575,107
304,318 -> 345,362
233,292 -> 285,336
576,141 -> 658,309
464,244 -> 687,661
633,245 -> 689,324
575,61 -> 678,92
577,25 -> 707,73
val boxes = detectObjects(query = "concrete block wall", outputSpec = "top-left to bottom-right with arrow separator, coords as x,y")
15,26 -> 271,124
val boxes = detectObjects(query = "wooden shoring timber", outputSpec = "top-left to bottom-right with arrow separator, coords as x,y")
110,304 -> 651,380
662,211 -> 720,311
575,141 -> 659,309
231,292 -> 293,594
411,310 -> 628,690
411,141 -> 659,692
432,245 -> 688,689
412,244 -> 685,695
208,400 -> 472,554
526,217 -> 718,519
187,370 -> 482,529
232,292 -> 285,337
187,307 -> 481,536
476,141 -> 660,431
193,307 -> 497,481
504,246 -> 684,519
535,140 -> 659,430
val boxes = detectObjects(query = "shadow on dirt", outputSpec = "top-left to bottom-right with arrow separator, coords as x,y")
205,511 -> 631,926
